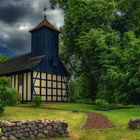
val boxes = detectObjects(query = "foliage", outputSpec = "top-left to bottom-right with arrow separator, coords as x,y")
50,0 -> 67,9
98,32 -> 140,103
68,73 -> 97,101
0,56 -> 8,64
0,77 -> 20,106
114,0 -> 140,34
95,99 -> 109,107
0,101 -> 5,114
68,80 -> 77,102
33,96 -> 42,106
94,99 -> 130,110
94,99 -> 110,110
51,0 -> 140,104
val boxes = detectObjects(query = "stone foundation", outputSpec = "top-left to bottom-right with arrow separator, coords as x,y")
0,120 -> 69,140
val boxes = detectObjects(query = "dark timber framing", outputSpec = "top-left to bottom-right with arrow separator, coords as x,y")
26,73 -> 28,101
40,72 -> 42,97
10,72 -> 33,102
46,72 -> 48,101
9,71 -> 68,102
31,71 -> 33,101
56,75 -> 58,101
22,73 -> 24,102
31,71 -> 68,102
18,74 -> 19,92
14,75 -> 16,88
51,74 -> 53,101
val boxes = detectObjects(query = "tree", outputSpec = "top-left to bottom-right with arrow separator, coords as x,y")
0,56 -> 8,64
51,0 -> 140,103
113,0 -> 140,35
98,32 -> 140,103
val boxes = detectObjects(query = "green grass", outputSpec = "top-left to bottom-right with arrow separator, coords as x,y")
1,103 -> 140,140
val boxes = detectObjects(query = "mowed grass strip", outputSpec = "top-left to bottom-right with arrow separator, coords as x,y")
0,103 -> 140,140
0,106 -> 86,140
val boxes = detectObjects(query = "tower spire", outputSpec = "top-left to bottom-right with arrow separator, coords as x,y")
43,0 -> 47,19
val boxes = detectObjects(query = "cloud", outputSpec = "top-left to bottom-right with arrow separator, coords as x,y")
0,0 -> 64,56
47,8 -> 65,28
0,2 -> 31,24
0,42 -> 16,56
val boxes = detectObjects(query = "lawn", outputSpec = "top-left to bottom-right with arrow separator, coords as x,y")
0,103 -> 140,140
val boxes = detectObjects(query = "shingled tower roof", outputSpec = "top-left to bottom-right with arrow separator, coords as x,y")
30,18 -> 60,32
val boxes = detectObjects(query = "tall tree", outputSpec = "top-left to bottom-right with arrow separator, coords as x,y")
51,0 -> 140,103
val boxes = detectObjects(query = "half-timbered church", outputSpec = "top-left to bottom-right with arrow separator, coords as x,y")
0,15 -> 69,102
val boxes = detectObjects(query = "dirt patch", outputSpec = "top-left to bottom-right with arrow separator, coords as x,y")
83,112 -> 114,129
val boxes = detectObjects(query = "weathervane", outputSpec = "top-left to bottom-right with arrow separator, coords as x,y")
43,0 -> 47,19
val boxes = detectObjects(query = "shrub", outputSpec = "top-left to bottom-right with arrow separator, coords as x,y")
94,99 -> 109,110
0,101 -> 5,114
109,103 -> 129,110
33,96 -> 42,106
5,88 -> 20,105
0,77 -> 20,106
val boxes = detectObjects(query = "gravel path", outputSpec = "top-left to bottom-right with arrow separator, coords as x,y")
83,112 -> 114,129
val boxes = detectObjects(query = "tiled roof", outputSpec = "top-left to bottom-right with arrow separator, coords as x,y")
30,19 -> 60,32
0,53 -> 45,75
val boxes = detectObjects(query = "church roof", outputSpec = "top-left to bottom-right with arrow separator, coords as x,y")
0,53 -> 69,76
0,53 -> 45,75
30,18 -> 60,32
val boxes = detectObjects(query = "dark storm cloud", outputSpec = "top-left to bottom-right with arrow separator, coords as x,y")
0,2 -> 32,24
5,33 -> 30,52
0,0 -> 64,56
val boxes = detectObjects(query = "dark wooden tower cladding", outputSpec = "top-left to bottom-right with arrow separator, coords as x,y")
0,17 -> 69,102
30,18 -> 60,59
30,18 -> 69,102
30,18 -> 67,75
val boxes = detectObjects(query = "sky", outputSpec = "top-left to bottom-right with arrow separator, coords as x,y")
0,0 -> 64,56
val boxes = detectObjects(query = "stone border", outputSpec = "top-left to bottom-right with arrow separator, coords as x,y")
0,120 -> 69,140
129,118 -> 140,129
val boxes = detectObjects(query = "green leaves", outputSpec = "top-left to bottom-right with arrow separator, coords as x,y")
114,0 -> 140,33
33,96 -> 42,106
0,77 -> 20,106
54,0 -> 140,103
0,56 -> 8,64
98,31 -> 140,103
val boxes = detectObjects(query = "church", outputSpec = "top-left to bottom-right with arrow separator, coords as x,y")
0,15 -> 69,102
